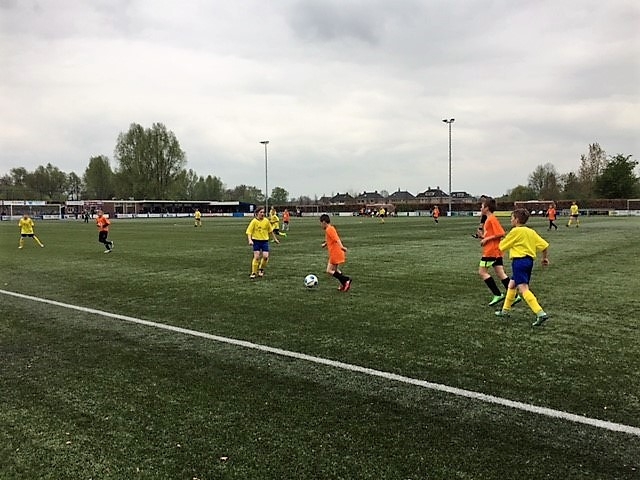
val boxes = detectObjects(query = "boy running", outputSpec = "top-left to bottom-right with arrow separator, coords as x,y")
478,198 -> 520,306
96,210 -> 114,253
495,208 -> 550,327
268,208 -> 287,240
320,214 -> 352,291
546,203 -> 558,230
432,205 -> 440,224
18,213 -> 45,249
282,208 -> 291,231
567,201 -> 580,227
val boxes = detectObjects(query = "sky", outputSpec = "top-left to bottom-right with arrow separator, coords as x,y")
1,0 -> 638,200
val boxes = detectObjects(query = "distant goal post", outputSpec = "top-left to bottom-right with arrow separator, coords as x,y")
627,199 -> 640,216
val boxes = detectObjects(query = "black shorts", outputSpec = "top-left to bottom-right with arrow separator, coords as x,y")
479,256 -> 504,268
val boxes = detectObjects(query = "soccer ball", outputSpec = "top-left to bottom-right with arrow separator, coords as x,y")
304,274 -> 319,288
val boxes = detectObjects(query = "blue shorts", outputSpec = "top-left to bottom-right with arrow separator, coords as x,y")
252,239 -> 269,252
511,257 -> 534,286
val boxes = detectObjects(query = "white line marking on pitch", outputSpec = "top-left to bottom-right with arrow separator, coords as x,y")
2,288 -> 639,437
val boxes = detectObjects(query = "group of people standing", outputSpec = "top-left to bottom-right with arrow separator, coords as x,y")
476,197 -> 550,327
245,207 -> 351,291
546,200 -> 580,231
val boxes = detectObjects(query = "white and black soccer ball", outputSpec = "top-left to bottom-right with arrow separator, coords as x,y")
304,274 -> 319,288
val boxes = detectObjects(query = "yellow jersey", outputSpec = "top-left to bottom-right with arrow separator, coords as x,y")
269,213 -> 280,230
246,217 -> 273,240
19,217 -> 35,234
499,226 -> 549,259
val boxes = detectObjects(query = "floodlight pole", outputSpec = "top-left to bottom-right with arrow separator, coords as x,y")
442,118 -> 455,215
260,141 -> 269,212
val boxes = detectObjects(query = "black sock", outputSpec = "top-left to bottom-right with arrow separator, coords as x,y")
501,277 -> 510,290
333,271 -> 348,284
484,277 -> 502,296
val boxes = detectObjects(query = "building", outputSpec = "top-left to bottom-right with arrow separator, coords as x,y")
387,189 -> 416,204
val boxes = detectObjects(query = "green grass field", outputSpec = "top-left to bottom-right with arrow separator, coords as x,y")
1,214 -> 639,479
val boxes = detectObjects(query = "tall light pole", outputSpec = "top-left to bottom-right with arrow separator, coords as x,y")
260,141 -> 269,212
442,118 -> 455,216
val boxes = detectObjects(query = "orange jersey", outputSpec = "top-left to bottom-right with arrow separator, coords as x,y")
482,215 -> 505,258
283,210 -> 290,222
96,215 -> 110,232
325,224 -> 346,265
433,207 -> 440,218
547,207 -> 557,221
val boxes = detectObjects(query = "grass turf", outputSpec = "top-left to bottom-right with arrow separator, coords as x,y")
1,214 -> 639,479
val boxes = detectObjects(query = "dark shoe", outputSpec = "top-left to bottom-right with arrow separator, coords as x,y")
532,313 -> 550,327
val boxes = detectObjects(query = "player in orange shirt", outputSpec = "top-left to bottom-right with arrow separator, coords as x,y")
282,208 -> 290,232
478,198 -> 520,306
432,205 -> 440,224
96,209 -> 114,253
320,214 -> 352,291
546,203 -> 558,230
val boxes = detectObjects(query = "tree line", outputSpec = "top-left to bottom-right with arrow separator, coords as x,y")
1,123 -> 638,204
503,143 -> 638,201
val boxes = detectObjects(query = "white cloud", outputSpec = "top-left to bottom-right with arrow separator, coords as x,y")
1,0 -> 638,199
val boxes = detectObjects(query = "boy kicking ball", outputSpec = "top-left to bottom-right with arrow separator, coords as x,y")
320,214 -> 352,292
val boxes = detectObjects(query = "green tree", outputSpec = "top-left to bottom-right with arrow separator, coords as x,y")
507,185 -> 537,201
560,172 -> 581,199
26,163 -> 67,201
8,167 -> 31,199
296,195 -> 314,205
0,174 -> 14,200
595,154 -> 639,198
66,172 -> 83,200
182,169 -> 200,200
528,163 -> 560,199
84,156 -> 114,199
270,186 -> 289,204
203,175 -> 224,200
578,143 -> 607,197
225,185 -> 262,204
114,123 -> 186,199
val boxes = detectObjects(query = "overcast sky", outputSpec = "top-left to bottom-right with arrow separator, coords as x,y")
1,0 -> 638,199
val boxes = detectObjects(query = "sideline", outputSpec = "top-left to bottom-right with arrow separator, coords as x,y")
2,288 -> 639,437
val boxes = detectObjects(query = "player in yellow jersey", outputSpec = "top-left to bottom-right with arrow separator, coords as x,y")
194,208 -> 202,227
566,201 -> 580,227
18,213 -> 45,249
495,209 -> 550,327
268,208 -> 287,240
246,207 -> 279,279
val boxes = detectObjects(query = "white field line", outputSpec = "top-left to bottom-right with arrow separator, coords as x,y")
2,288 -> 639,437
